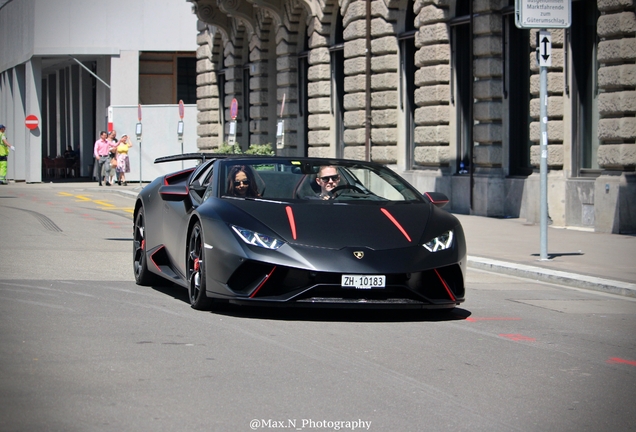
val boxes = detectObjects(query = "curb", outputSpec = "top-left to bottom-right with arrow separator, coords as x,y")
467,256 -> 636,298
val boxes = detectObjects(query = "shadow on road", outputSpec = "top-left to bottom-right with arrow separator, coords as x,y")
210,305 -> 471,323
149,283 -> 470,323
152,285 -> 471,322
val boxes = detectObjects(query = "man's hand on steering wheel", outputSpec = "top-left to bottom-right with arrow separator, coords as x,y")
329,184 -> 365,198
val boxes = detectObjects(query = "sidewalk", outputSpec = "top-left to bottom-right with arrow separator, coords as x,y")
20,180 -> 636,298
454,213 -> 636,298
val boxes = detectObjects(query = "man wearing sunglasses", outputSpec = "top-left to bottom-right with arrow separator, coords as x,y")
316,165 -> 341,199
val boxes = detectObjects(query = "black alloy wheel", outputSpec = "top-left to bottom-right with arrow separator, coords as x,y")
187,222 -> 213,310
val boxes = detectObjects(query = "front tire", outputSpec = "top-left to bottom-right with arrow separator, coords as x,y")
187,222 -> 213,310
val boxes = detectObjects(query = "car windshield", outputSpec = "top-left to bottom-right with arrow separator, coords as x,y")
217,158 -> 424,202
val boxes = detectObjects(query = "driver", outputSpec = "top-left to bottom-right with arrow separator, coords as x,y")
316,165 -> 340,199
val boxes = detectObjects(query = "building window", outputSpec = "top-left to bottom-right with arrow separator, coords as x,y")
450,6 -> 472,175
139,52 -> 196,104
570,0 -> 600,175
503,5 -> 531,176
177,57 -> 197,104
399,0 -> 416,169
298,49 -> 309,157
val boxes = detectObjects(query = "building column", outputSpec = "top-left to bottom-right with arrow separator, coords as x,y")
195,26 -> 221,151
111,50 -> 139,106
25,59 -> 43,183
594,7 -> 636,233
95,57 -> 111,133
306,16 -> 332,158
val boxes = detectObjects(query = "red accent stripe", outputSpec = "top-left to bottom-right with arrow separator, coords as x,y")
380,208 -> 411,242
250,266 -> 277,298
149,245 -> 164,272
424,192 -> 449,205
499,334 -> 536,342
286,206 -> 297,240
607,357 -> 636,367
163,168 -> 196,185
433,268 -> 456,301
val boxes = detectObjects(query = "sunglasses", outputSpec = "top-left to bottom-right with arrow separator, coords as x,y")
233,180 -> 250,186
320,175 -> 340,183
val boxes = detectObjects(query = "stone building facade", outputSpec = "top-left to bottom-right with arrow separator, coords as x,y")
188,0 -> 636,233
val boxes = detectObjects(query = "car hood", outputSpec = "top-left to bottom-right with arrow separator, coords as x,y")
223,199 -> 434,250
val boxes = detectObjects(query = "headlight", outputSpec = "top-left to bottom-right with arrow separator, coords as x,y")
231,225 -> 285,250
423,230 -> 453,252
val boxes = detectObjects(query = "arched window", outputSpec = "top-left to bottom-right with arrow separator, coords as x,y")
570,0 -> 599,175
398,0 -> 416,168
503,1 -> 531,176
450,0 -> 472,176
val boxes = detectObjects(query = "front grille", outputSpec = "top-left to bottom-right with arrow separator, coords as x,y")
226,261 -> 464,305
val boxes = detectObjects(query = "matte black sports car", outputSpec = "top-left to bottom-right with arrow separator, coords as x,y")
133,154 -> 466,310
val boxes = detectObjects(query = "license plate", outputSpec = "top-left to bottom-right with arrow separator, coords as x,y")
341,275 -> 386,289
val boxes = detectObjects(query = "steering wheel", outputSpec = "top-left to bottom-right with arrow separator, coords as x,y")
329,184 -> 365,198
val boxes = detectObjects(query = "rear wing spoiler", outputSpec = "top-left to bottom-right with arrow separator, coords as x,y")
154,153 -> 222,164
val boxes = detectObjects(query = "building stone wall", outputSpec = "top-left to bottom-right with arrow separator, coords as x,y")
597,2 -> 636,170
190,0 -> 636,233
529,29 -> 565,169
594,0 -> 636,232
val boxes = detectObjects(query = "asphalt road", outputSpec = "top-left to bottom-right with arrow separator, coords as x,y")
1,183 -> 635,432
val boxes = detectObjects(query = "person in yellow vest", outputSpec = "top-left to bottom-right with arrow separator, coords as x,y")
0,124 -> 15,185
115,134 -> 133,186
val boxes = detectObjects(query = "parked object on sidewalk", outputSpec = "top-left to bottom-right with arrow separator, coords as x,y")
133,154 -> 467,311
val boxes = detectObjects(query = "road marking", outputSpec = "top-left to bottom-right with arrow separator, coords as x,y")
607,357 -> 636,367
57,192 -> 133,213
93,200 -> 114,207
499,334 -> 536,342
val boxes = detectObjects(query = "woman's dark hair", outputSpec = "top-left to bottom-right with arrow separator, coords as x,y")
225,165 -> 260,197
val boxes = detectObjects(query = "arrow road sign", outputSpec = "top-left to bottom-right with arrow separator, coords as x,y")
538,30 -> 552,67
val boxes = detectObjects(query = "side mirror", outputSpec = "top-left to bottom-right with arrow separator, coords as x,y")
423,192 -> 449,208
159,185 -> 189,202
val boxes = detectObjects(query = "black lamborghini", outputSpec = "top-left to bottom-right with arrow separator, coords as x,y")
133,154 -> 466,310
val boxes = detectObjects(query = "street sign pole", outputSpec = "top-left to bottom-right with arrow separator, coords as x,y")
139,136 -> 142,186
276,94 -> 286,151
137,104 -> 142,186
539,43 -> 548,260
178,100 -> 185,169
538,29 -> 552,261
515,0 -> 569,261
228,98 -> 238,148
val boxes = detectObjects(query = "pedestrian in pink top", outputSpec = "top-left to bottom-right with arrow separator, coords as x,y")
93,131 -> 114,186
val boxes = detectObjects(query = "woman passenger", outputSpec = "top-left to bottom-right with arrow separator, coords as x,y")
226,165 -> 260,197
